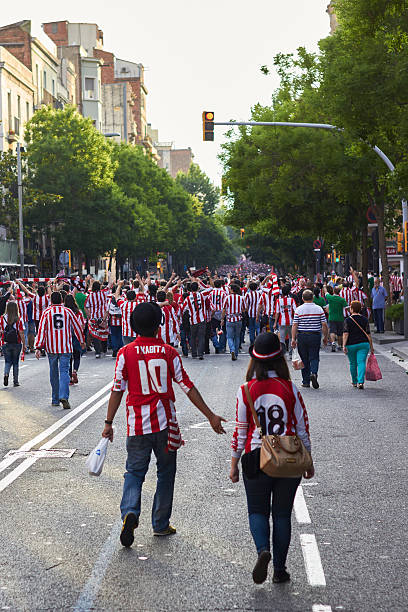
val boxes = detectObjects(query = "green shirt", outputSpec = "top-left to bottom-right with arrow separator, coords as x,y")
313,296 -> 326,308
75,292 -> 87,315
368,276 -> 374,291
326,293 -> 348,321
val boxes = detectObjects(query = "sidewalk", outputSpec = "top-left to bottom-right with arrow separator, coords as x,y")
369,325 -> 408,359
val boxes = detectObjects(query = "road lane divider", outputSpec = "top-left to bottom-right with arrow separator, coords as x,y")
0,382 -> 112,475
312,606 -> 332,611
294,486 -> 312,524
0,393 -> 110,493
300,534 -> 326,586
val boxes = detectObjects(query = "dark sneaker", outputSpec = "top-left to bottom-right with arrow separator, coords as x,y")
60,399 -> 71,410
3,374 -> 8,387
310,374 -> 319,389
231,352 -> 237,361
199,356 -> 204,360
252,550 -> 271,584
72,370 -> 78,384
301,383 -> 310,388
120,512 -> 139,547
13,381 -> 20,387
272,569 -> 291,584
215,348 -> 220,354
331,343 -> 336,352
358,383 -> 364,390
153,525 -> 177,537
95,354 -> 101,359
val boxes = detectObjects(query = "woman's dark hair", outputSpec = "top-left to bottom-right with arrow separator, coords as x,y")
282,284 -> 291,296
246,355 -> 290,382
92,281 -> 101,292
59,290 -> 67,302
314,287 -> 321,298
5,301 -> 19,325
64,294 -> 79,314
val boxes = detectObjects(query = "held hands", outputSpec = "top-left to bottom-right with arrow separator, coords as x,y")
229,466 -> 239,483
209,414 -> 227,435
303,464 -> 315,480
102,424 -> 114,442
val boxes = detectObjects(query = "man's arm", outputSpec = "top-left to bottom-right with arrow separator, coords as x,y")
16,279 -> 35,298
101,391 -> 124,441
322,321 -> 329,344
291,321 -> 298,347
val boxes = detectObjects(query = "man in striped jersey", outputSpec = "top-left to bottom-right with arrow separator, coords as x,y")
35,292 -> 85,409
84,280 -> 110,357
101,302 -> 226,546
256,287 -> 276,333
210,280 -> 227,353
156,290 -> 180,346
291,290 -> 328,389
274,285 -> 296,357
115,282 -> 139,345
180,282 -> 208,359
244,282 -> 261,346
221,284 -> 246,361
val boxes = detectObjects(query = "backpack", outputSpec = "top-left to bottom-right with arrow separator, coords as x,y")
3,322 -> 18,344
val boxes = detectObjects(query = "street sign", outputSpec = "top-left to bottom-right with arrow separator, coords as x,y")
366,206 -> 377,223
313,249 -> 321,252
313,239 -> 322,249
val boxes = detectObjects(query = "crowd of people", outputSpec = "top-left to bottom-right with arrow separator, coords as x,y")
0,263 -> 398,584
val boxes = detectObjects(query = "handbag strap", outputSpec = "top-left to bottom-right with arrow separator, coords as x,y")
348,315 -> 370,343
243,383 -> 263,434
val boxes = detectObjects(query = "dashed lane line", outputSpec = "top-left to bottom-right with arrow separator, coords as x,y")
300,534 -> 326,586
294,485 -> 312,524
0,393 -> 110,493
312,606 -> 332,612
0,382 -> 112,476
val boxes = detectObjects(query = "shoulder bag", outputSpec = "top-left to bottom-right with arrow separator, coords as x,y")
243,381 -> 312,478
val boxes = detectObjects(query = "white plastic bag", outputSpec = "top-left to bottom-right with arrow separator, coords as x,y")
291,347 -> 304,371
86,436 -> 110,477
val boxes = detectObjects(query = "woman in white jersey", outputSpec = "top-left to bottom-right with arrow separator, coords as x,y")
230,332 -> 314,585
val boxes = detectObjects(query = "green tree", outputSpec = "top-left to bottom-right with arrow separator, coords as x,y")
176,163 -> 220,216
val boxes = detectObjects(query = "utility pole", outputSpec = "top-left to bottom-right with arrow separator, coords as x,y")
16,142 -> 24,277
402,199 -> 408,339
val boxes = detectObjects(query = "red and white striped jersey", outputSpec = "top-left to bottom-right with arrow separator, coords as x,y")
222,293 -> 245,322
231,374 -> 311,458
390,275 -> 403,292
135,292 -> 147,305
258,290 -> 276,317
72,310 -> 86,338
32,294 -> 50,321
35,305 -> 85,353
244,290 -> 261,318
351,287 -> 367,304
340,287 -> 353,305
16,296 -> 30,324
275,296 -> 296,326
0,314 -> 24,346
112,336 -> 194,437
84,289 -> 109,319
181,292 -> 207,325
157,303 -> 180,345
210,288 -> 227,313
118,300 -> 138,338
108,298 -> 122,327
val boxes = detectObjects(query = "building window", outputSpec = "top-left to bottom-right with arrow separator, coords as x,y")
52,23 -> 58,34
84,77 -> 95,99
26,101 -> 30,121
17,95 -> 21,120
7,92 -> 12,130
52,79 -> 55,96
44,70 -> 47,90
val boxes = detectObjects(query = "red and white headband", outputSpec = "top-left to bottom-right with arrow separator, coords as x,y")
251,347 -> 282,360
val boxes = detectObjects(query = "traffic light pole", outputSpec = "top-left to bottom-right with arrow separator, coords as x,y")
16,142 -> 24,277
212,119 -> 408,339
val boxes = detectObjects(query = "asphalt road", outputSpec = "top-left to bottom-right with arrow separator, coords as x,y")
0,340 -> 407,612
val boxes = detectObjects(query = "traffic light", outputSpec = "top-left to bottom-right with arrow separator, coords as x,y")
202,111 -> 214,141
397,232 -> 403,253
240,228 -> 245,239
405,222 -> 408,252
335,251 -> 340,263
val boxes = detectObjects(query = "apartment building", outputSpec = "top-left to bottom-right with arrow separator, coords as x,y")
156,142 -> 194,177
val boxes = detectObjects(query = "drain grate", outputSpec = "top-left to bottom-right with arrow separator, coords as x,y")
4,448 -> 76,459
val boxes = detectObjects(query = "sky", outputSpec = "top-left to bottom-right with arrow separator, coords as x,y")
1,1 -> 331,185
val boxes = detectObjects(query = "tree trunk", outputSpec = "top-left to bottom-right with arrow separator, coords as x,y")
361,224 -> 369,297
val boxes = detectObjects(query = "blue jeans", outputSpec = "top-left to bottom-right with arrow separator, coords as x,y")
226,321 -> 242,355
180,324 -> 190,356
248,317 -> 260,344
3,343 -> 21,380
243,471 -> 301,570
48,353 -> 72,403
120,429 -> 177,531
297,332 -> 321,385
109,325 -> 123,353
347,342 -> 370,384
373,308 -> 384,332
212,318 -> 226,351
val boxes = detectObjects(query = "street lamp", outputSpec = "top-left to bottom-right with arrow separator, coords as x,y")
16,142 -> 24,277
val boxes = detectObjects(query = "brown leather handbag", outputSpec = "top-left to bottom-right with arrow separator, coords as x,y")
243,382 -> 312,478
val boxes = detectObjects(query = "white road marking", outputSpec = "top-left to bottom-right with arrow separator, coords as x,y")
312,606 -> 332,612
73,521 -> 121,612
0,382 -> 112,475
0,394 -> 110,493
294,486 -> 311,524
300,534 -> 326,586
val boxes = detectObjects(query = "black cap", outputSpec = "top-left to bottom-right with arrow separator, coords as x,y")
249,332 -> 282,361
130,302 -> 162,335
